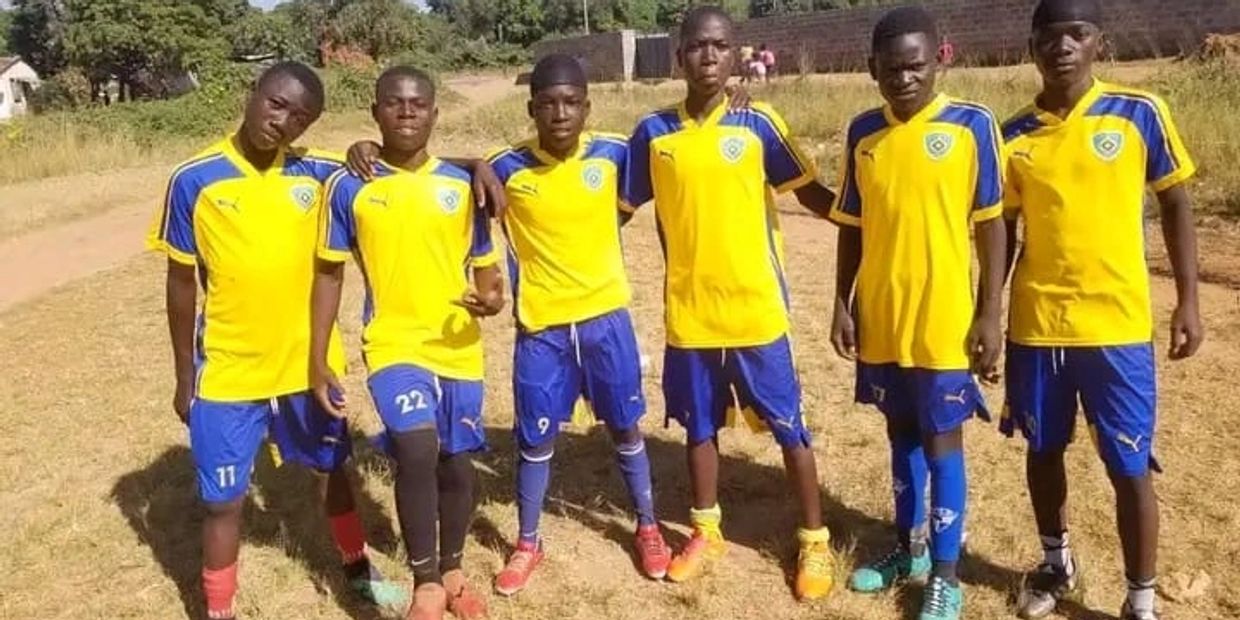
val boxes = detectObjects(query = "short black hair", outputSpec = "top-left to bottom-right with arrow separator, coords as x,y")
257,61 -> 325,113
679,4 -> 733,42
530,53 -> 588,96
1031,0 -> 1104,31
871,6 -> 939,53
375,65 -> 436,102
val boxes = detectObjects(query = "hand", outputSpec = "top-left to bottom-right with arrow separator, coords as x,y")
830,300 -> 857,360
172,380 -> 193,425
453,289 -> 503,318
345,140 -> 382,182
312,365 -> 348,419
467,159 -> 508,219
724,83 -> 752,111
1168,302 -> 1204,360
967,314 -> 1003,385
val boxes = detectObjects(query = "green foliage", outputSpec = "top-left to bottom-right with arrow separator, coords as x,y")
28,66 -> 91,111
0,9 -> 12,54
228,9 -> 300,60
9,0 -> 68,76
333,0 -> 422,60
322,63 -> 380,112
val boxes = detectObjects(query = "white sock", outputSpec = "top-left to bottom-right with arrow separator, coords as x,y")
1039,532 -> 1074,575
1127,577 -> 1156,615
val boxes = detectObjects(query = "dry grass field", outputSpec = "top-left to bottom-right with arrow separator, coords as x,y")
1,64 -> 1238,620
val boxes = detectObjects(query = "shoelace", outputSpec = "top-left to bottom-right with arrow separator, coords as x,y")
800,542 -> 832,574
506,550 -> 536,574
868,547 -> 906,574
924,576 -> 951,615
1029,562 -> 1067,593
638,531 -> 667,557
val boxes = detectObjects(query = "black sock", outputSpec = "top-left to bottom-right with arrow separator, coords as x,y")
391,428 -> 442,586
932,560 -> 958,584
437,451 -> 478,575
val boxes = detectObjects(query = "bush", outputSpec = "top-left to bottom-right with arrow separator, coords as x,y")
322,64 -> 382,113
29,68 -> 93,113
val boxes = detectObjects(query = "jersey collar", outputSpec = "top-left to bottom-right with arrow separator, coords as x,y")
1032,78 -> 1103,126
377,154 -> 439,176
529,132 -> 591,164
676,97 -> 728,129
223,133 -> 287,178
881,92 -> 949,127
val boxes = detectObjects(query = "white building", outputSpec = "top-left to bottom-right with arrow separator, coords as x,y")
0,57 -> 41,121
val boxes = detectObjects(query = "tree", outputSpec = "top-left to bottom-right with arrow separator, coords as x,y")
333,0 -> 422,61
9,0 -> 68,76
229,9 -> 299,59
0,10 -> 12,54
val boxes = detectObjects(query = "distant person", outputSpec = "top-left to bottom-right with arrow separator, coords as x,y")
830,7 -> 1006,620
740,43 -> 755,81
146,61 -> 408,620
1001,1 -> 1202,619
938,35 -> 956,67
759,43 -> 777,80
622,5 -> 839,601
749,50 -> 768,83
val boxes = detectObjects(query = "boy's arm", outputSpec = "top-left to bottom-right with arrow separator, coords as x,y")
1158,183 -> 1203,360
310,258 -> 348,417
165,260 -> 197,424
456,265 -> 505,317
793,181 -> 836,219
969,217 -> 1007,383
831,225 -> 861,360
343,141 -> 507,219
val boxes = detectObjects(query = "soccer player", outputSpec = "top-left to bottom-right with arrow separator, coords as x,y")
621,4 -> 839,601
147,62 -> 407,620
311,66 -> 504,620
481,54 -> 671,595
1000,2 -> 1203,619
827,8 -> 1006,620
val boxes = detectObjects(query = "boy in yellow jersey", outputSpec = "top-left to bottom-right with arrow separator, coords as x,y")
621,5 -> 839,601
1000,2 -> 1203,619
311,66 -> 504,620
147,62 -> 406,620
482,54 -> 672,595
827,8 -> 1006,620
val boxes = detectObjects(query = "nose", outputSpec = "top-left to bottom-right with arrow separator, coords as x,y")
702,45 -> 719,63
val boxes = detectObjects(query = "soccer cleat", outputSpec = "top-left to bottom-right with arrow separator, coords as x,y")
795,538 -> 836,600
494,539 -> 544,596
444,575 -> 488,620
1120,600 -> 1159,620
635,523 -> 672,579
666,528 -> 727,583
918,575 -> 963,620
849,546 -> 931,593
1017,561 -> 1086,619
406,583 -> 447,620
347,561 -> 410,612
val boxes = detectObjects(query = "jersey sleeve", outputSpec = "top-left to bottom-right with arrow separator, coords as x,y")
317,172 -> 359,263
753,104 -> 817,194
827,120 -> 862,228
1145,95 -> 1197,193
469,200 -> 499,267
970,110 -> 1005,223
620,121 -> 653,212
147,171 -> 200,265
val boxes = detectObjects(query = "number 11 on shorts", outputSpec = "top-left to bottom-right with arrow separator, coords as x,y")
216,465 -> 237,488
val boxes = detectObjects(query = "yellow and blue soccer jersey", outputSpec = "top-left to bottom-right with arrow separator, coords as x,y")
1003,80 -> 1196,346
146,135 -> 347,401
621,100 -> 817,348
829,94 -> 1004,369
318,158 -> 499,380
487,131 -> 631,331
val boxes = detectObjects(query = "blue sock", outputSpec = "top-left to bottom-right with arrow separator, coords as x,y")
516,445 -> 554,544
891,433 -> 929,554
615,438 -> 656,527
929,448 -> 967,581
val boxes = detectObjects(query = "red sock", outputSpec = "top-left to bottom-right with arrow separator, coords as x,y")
330,511 -> 368,564
202,563 -> 238,619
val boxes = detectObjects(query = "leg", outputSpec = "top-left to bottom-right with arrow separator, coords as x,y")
202,499 -> 244,620
390,427 -> 444,586
924,428 -> 966,582
781,445 -> 823,529
1112,472 -> 1158,611
434,377 -> 488,619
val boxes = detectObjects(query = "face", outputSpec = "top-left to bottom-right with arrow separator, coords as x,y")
528,83 -> 590,151
241,73 -> 321,152
372,76 -> 437,153
1031,21 -> 1101,87
678,15 -> 735,96
870,32 -> 938,116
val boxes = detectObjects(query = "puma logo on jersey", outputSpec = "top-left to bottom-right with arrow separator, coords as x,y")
512,182 -> 539,197
656,148 -> 676,162
1116,432 -> 1143,453
771,418 -> 796,431
215,197 -> 239,211
943,389 -> 969,405
859,150 -> 876,161
368,196 -> 389,208
1011,149 -> 1034,161
460,417 -> 482,432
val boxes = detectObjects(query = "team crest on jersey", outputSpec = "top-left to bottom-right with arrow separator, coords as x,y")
437,187 -> 463,214
719,136 -> 747,164
1092,131 -> 1124,161
289,184 -> 318,211
582,163 -> 605,191
924,132 -> 954,160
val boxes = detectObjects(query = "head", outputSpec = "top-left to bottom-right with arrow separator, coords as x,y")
869,6 -> 939,118
1030,0 -> 1104,89
677,5 -> 735,98
372,66 -> 437,154
528,54 -> 590,154
240,61 -> 325,152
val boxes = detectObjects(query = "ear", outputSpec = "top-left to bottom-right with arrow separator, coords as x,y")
370,103 -> 379,124
527,99 -> 535,120
583,97 -> 592,120
867,56 -> 877,81
676,47 -> 684,70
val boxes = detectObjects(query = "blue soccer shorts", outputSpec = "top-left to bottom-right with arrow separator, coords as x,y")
855,363 -> 990,434
513,308 -> 646,449
662,335 -> 809,448
367,363 -> 487,456
1002,342 -> 1159,477
189,391 -> 351,504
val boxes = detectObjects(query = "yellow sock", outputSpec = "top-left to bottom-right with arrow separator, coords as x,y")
690,504 -> 723,539
797,526 -> 830,546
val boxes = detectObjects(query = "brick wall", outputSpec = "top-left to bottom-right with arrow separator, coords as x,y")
532,31 -> 632,82
735,0 -> 1240,73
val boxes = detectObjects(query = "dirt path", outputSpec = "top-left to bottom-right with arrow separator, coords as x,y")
0,75 -> 519,314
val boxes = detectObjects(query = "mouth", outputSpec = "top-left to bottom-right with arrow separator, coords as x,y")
258,128 -> 282,145
890,89 -> 921,101
393,126 -> 421,136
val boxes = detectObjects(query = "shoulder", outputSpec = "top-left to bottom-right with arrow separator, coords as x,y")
1001,105 -> 1043,143
487,143 -> 541,182
167,146 -> 241,196
845,107 -> 889,144
937,98 -> 999,125
583,131 -> 629,162
632,107 -> 681,138
284,147 -> 344,182
1088,82 -> 1174,120
432,159 -> 474,189
324,168 -> 365,203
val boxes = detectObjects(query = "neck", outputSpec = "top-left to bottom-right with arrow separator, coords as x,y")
684,88 -> 724,120
1038,75 -> 1093,116
891,93 -> 937,123
539,135 -> 580,160
234,130 -> 278,170
381,144 -> 430,172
